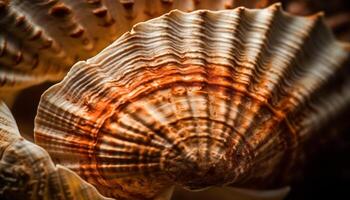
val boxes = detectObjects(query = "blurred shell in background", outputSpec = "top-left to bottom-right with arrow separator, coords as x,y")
34,4 -> 349,200
283,0 -> 350,42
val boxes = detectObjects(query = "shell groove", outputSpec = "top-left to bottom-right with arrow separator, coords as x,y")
0,100 -> 112,200
0,0 -> 267,96
34,4 -> 350,200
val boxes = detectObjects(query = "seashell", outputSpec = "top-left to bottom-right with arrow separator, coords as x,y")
34,3 -> 350,200
0,100 -> 113,200
0,0 -> 117,92
0,0 -> 268,97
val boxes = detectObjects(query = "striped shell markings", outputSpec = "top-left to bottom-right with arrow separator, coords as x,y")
0,100 -> 113,200
0,0 -> 268,98
34,4 -> 350,200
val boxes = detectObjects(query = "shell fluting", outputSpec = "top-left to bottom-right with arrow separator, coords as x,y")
0,100 -> 112,200
34,4 -> 350,200
0,0 -> 268,95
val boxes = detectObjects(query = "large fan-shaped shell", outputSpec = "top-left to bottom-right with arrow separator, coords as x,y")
34,4 -> 350,200
0,0 -> 268,96
0,100 -> 112,200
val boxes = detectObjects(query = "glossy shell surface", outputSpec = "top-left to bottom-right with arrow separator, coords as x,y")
34,4 -> 350,200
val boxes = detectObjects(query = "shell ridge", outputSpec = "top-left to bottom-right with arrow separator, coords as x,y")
263,11 -> 320,112
226,4 -> 279,160
0,100 -> 21,149
280,19 -> 348,129
290,60 -> 350,139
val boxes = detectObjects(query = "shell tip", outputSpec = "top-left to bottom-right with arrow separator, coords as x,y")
271,2 -> 282,9
304,11 -> 324,20
316,11 -> 325,17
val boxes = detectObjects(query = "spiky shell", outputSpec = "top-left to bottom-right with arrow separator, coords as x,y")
0,0 -> 115,92
0,0 -> 269,96
0,100 -> 112,200
34,4 -> 350,200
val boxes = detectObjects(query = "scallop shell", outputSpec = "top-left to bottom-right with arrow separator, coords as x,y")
0,100 -> 112,200
34,4 -> 350,200
0,0 -> 268,97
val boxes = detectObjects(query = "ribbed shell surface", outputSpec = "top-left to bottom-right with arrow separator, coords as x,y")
0,0 -> 267,94
0,100 -> 112,200
34,4 -> 350,200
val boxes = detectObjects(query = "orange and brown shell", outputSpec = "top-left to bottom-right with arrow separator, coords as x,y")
0,0 -> 269,96
34,4 -> 350,200
0,100 -> 113,200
